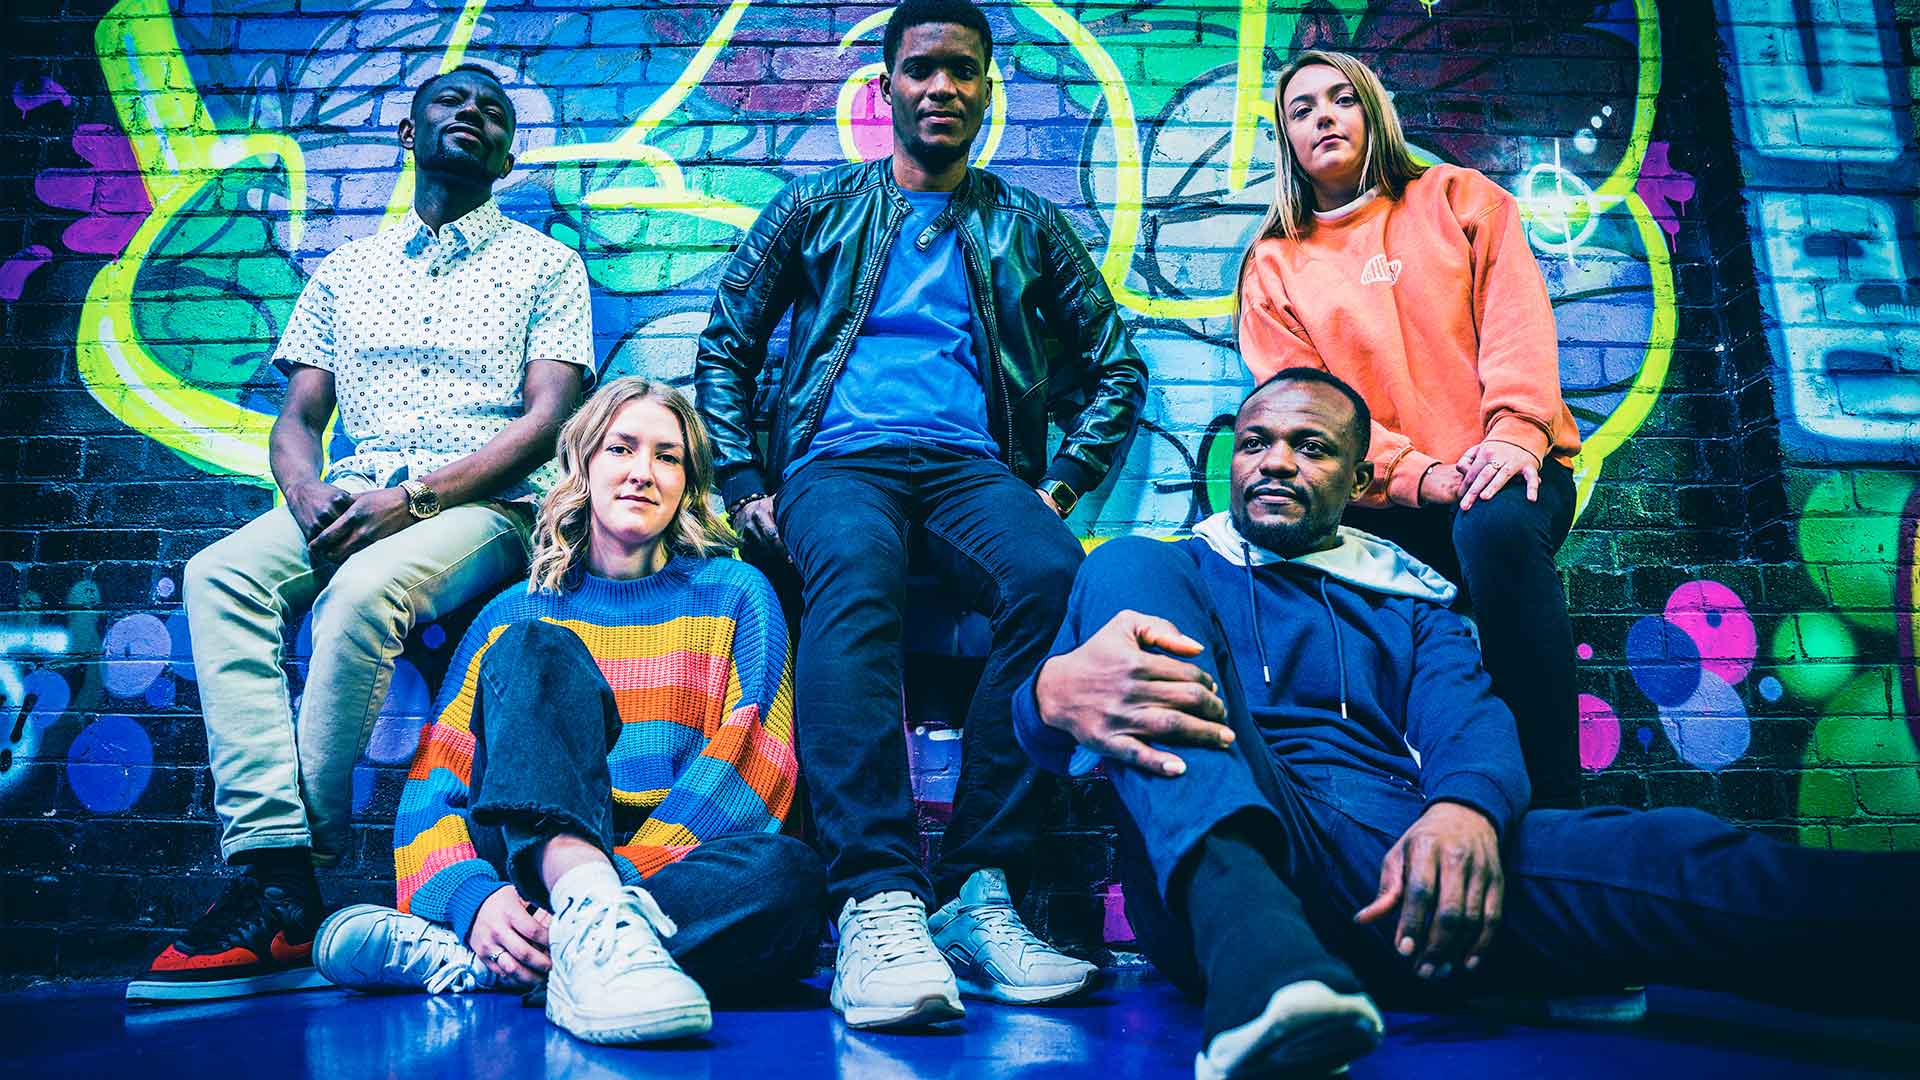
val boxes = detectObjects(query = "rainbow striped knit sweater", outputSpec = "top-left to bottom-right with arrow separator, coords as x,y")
392,556 -> 797,943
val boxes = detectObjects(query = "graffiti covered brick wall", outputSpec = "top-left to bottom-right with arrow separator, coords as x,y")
0,0 -> 1915,977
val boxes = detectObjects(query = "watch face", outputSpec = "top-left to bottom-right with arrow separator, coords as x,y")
411,487 -> 439,516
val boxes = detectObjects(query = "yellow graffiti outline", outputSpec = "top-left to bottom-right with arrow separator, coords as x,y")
1563,0 -> 1674,519
75,0 -> 310,484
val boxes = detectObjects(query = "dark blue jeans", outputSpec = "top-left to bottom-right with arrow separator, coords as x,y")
1344,459 -> 1582,808
467,621 -> 824,998
776,446 -> 1083,906
1070,539 -> 1920,1011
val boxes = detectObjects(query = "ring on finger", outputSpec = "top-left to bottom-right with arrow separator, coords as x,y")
491,948 -> 508,964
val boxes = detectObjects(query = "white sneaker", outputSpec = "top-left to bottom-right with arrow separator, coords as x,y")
929,869 -> 1097,1004
831,891 -> 965,1029
313,904 -> 498,994
546,886 -> 711,1044
1194,980 -> 1384,1080
1547,986 -> 1648,1024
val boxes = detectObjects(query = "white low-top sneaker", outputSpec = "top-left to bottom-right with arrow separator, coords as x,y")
546,886 -> 711,1044
1194,980 -> 1384,1080
928,869 -> 1097,1004
831,890 -> 965,1030
314,904 -> 498,994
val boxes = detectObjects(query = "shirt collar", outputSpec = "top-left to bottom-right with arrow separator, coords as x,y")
402,197 -> 508,255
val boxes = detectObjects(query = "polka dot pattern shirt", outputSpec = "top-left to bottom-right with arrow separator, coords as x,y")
273,198 -> 596,501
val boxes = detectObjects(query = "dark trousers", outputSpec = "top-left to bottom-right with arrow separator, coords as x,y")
466,621 -> 824,998
776,446 -> 1083,907
1342,459 -> 1582,808
1071,539 -> 1920,1011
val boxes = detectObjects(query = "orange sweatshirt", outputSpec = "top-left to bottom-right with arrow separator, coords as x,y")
1238,164 -> 1580,509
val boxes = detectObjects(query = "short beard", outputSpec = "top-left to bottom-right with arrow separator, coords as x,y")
897,128 -> 972,172
1231,503 -> 1330,559
418,142 -> 498,183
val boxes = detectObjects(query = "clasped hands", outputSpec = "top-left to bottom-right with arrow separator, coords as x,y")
286,480 -> 416,562
1034,609 -> 1502,978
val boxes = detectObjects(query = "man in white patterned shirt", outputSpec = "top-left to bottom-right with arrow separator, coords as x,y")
129,64 -> 595,1003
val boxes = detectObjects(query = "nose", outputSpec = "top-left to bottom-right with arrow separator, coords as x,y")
926,69 -> 957,98
1259,444 -> 1298,477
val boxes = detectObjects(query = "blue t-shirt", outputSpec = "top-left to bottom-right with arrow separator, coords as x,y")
786,189 -> 999,477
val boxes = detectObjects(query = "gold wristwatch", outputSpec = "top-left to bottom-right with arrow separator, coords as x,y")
399,479 -> 442,520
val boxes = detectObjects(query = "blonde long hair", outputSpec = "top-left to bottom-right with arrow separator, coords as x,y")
1236,51 -> 1429,298
528,377 -> 738,593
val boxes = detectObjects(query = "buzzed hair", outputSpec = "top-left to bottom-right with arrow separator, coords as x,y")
411,63 -> 514,124
1242,367 -> 1373,459
883,0 -> 993,70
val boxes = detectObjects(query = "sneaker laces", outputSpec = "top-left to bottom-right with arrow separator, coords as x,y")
964,902 -> 1052,957
845,898 -> 943,966
572,887 -> 678,977
385,917 -> 490,994
182,877 -> 296,951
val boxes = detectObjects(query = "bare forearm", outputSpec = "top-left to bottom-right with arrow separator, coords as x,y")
418,407 -> 566,507
268,415 -> 328,499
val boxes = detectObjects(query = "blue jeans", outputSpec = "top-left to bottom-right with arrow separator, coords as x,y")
467,621 -> 824,998
776,445 -> 1083,906
1070,539 -> 1920,1010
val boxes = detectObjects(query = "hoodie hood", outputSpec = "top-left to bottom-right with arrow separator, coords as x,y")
1191,512 -> 1457,605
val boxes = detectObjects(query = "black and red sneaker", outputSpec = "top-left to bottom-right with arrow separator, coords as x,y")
126,876 -> 329,1002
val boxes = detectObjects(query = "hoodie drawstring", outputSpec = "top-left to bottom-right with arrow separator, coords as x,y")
1241,543 -> 1272,687
1317,575 -> 1350,722
1242,541 -> 1351,721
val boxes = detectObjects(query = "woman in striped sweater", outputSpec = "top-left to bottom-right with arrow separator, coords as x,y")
313,376 -> 822,1046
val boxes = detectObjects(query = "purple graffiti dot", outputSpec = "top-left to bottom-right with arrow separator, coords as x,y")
365,660 -> 431,765
422,624 -> 447,650
1103,882 -> 1136,945
1758,676 -> 1783,703
1637,726 -> 1653,751
20,669 -> 71,736
143,675 -> 176,709
1625,616 -> 1701,707
1576,643 -> 1594,661
67,714 -> 153,812
154,577 -> 176,600
166,611 -> 195,682
1656,671 -> 1750,772
1664,581 -> 1754,685
1577,693 -> 1621,771
101,613 -> 171,698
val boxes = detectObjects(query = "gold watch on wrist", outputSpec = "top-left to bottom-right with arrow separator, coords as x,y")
1039,479 -> 1078,517
399,479 -> 441,520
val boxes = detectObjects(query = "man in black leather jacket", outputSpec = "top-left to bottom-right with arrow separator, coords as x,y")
694,0 -> 1145,1032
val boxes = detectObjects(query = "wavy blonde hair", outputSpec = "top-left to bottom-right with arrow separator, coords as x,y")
1236,50 -> 1429,299
528,377 -> 738,593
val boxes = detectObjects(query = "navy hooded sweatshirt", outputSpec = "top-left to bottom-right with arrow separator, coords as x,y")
1012,513 -> 1533,839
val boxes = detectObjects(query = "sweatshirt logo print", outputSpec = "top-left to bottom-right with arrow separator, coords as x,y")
1359,254 -> 1403,286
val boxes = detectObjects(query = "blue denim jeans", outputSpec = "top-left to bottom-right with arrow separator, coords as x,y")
467,620 -> 824,997
776,445 -> 1084,907
1070,539 -> 1920,1011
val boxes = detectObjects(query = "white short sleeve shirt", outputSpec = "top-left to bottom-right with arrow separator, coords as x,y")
273,198 -> 595,500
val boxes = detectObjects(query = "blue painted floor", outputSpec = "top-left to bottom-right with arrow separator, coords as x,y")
8,970 -> 1917,1078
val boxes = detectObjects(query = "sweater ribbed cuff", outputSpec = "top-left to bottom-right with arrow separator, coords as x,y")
447,876 -> 511,949
1485,414 -> 1552,464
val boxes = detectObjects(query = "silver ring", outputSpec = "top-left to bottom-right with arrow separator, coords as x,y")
491,949 -> 508,963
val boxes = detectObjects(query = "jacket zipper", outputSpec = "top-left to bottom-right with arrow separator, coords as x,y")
955,220 -> 1015,467
792,191 -> 907,458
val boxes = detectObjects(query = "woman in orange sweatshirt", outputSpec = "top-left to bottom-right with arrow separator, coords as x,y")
1236,50 -> 1583,809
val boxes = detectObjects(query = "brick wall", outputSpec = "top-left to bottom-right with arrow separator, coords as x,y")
1,0 -> 1916,981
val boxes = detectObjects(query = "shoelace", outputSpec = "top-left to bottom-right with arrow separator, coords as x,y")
845,901 -> 943,966
571,887 -> 678,977
385,918 -> 490,994
963,903 -> 1051,957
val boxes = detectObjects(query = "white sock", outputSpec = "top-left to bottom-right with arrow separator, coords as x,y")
550,861 -> 623,920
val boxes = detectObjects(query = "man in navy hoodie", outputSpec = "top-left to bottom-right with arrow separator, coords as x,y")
1015,368 -> 1920,1079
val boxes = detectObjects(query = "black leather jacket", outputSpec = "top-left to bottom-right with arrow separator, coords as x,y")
694,158 -> 1147,508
